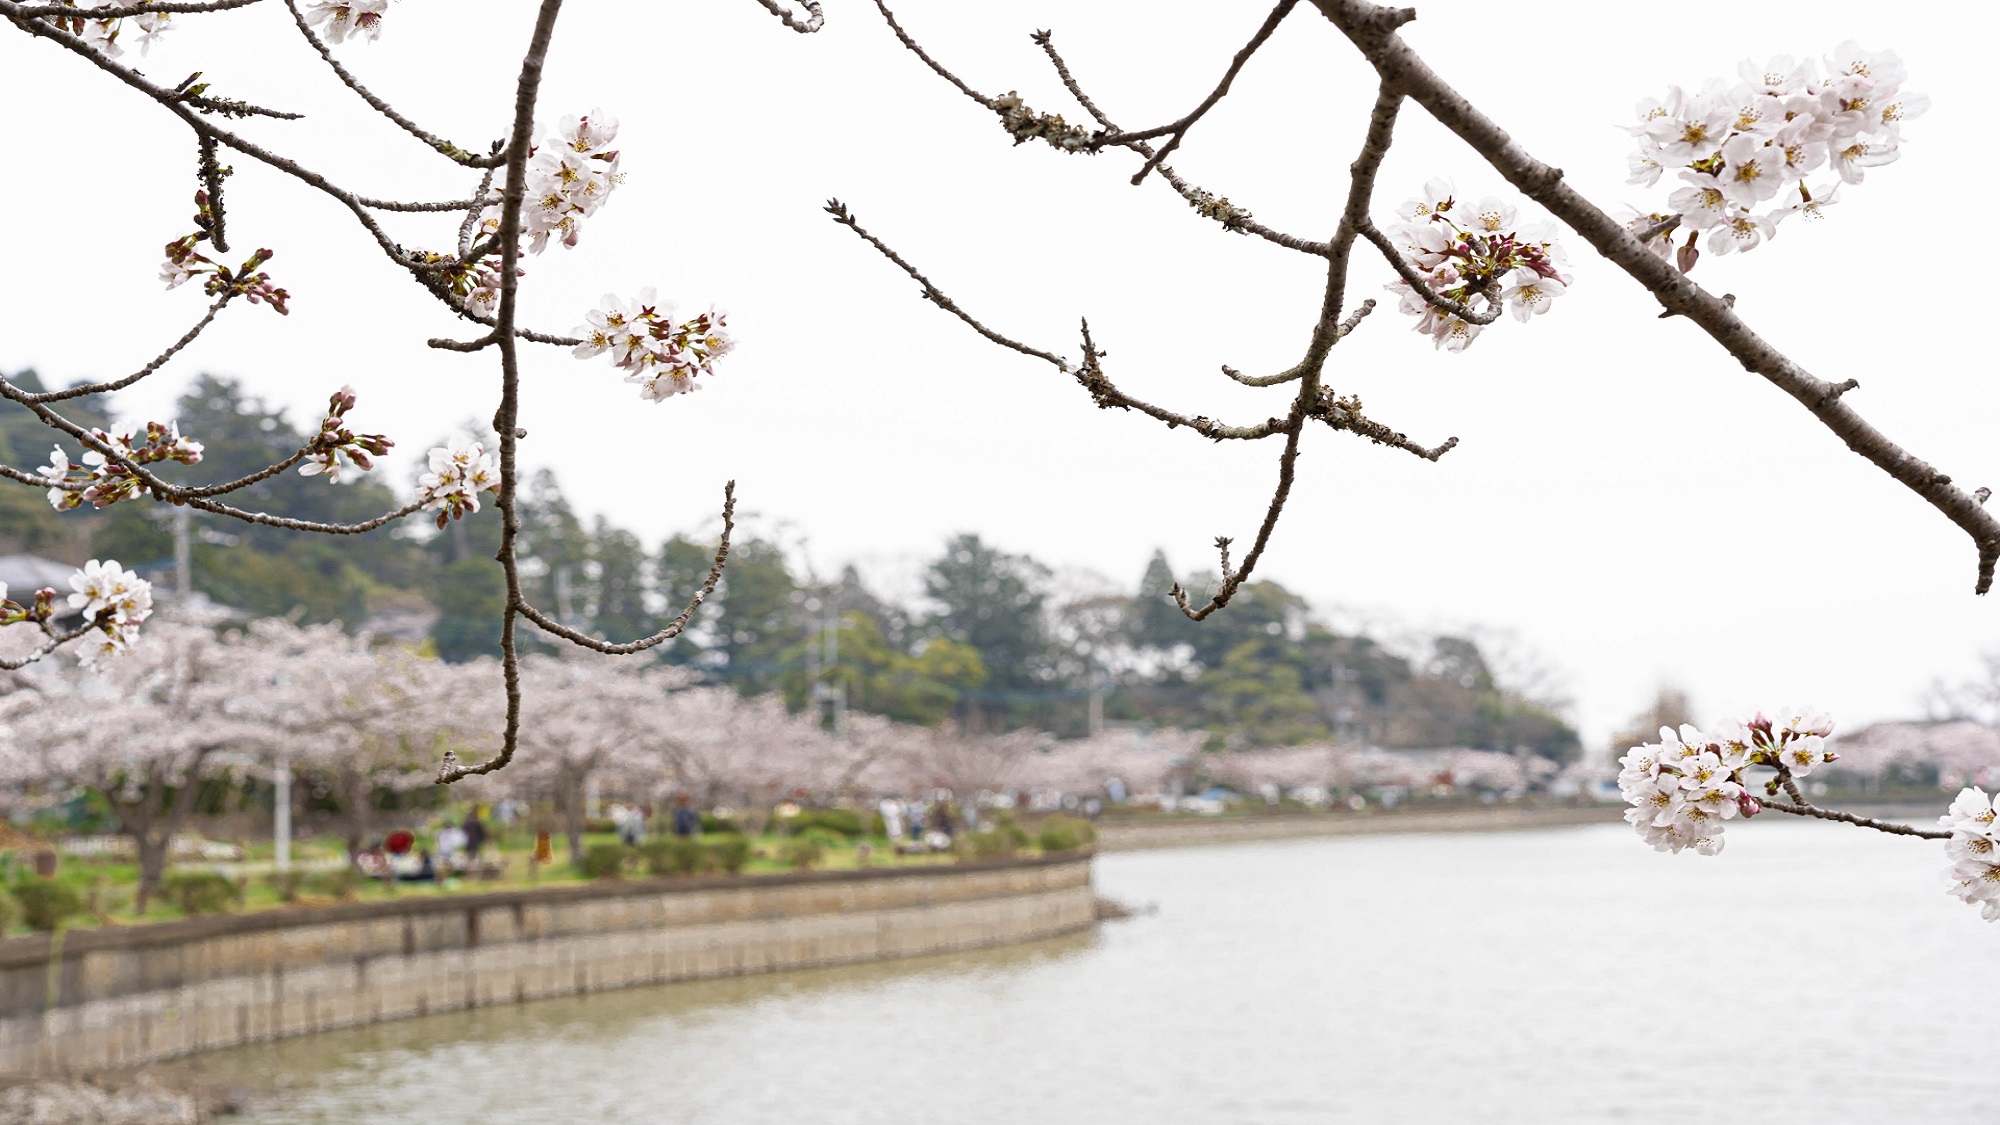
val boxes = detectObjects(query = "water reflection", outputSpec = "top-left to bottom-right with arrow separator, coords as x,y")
194,821 -> 2000,1125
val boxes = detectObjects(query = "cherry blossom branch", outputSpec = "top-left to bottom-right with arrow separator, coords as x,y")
1093,0 -> 1298,185
1355,218 -> 1502,324
16,293 -> 234,403
1172,419 -> 1305,621
0,619 -> 104,672
518,481 -> 735,654
278,0 -> 506,166
1312,0 -> 2000,594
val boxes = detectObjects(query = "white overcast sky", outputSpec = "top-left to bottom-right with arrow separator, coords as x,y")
1,0 -> 1992,751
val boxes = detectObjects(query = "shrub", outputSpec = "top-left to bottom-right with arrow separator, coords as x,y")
993,811 -> 1031,850
164,870 -> 242,915
640,837 -> 708,876
578,843 -> 631,879
958,829 -> 1017,860
1036,815 -> 1097,854
707,837 -> 751,874
0,890 -> 18,933
12,878 -> 83,930
266,869 -> 305,903
801,808 -> 865,837
304,866 -> 363,901
780,835 -> 826,870
699,813 -> 740,835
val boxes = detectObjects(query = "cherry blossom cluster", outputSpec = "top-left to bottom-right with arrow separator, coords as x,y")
572,289 -> 734,401
1381,180 -> 1572,353
40,422 -> 204,511
43,1 -> 174,58
442,111 -> 623,321
66,560 -> 153,669
298,385 -> 393,484
304,1 -> 387,45
1619,708 -> 1837,855
162,201 -> 291,315
417,440 -> 500,528
1939,788 -> 2000,922
1624,43 -> 1926,265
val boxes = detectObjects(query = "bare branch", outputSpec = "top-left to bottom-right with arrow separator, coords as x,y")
356,195 -> 479,213
17,294 -> 234,403
519,482 -> 735,654
1762,800 -> 1951,840
1028,26 -> 1330,255
278,0 -> 506,166
1172,419 -> 1306,621
0,619 -> 103,672
825,199 -> 1071,369
197,134 -> 229,253
437,0 -> 567,786
744,0 -> 822,34
15,0 -> 257,13
1097,0 -> 1298,185
871,0 -> 995,110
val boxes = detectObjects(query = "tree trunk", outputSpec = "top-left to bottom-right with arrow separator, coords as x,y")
134,832 -> 170,914
562,772 -> 586,864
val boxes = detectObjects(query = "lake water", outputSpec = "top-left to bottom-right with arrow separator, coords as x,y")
193,820 -> 2000,1124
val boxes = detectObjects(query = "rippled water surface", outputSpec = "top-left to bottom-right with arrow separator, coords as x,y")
192,820 -> 2000,1124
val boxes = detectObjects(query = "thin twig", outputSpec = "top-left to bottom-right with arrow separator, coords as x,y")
1099,0 -> 1298,186
1762,800 -> 1951,840
278,0 -> 505,166
15,0 -> 257,13
519,482 -> 735,654
743,0 -> 822,33
17,294 -> 233,402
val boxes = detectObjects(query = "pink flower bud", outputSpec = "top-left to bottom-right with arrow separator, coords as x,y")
1738,793 -> 1762,818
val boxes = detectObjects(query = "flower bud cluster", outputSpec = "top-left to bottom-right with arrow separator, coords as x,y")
1381,179 -> 1571,353
1618,708 -> 1835,855
571,288 -> 734,402
303,1 -> 386,45
1939,788 -> 2000,922
66,559 -> 152,669
1625,43 -> 1926,266
299,385 -> 393,484
46,1 -> 174,58
417,441 -> 499,529
40,422 -> 204,511
0,583 -> 59,630
163,204 -> 290,316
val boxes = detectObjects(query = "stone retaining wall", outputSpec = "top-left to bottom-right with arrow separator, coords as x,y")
0,855 -> 1095,1075
1096,805 -> 1621,851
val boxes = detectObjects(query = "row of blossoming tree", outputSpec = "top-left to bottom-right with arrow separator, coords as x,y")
2,0 -> 1997,922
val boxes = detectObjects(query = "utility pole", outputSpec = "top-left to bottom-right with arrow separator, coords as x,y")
273,754 -> 292,873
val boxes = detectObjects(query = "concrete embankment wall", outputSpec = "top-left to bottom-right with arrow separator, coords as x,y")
1097,805 -> 1622,851
0,855 -> 1095,1075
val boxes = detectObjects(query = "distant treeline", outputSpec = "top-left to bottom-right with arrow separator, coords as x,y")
0,371 -> 1578,760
